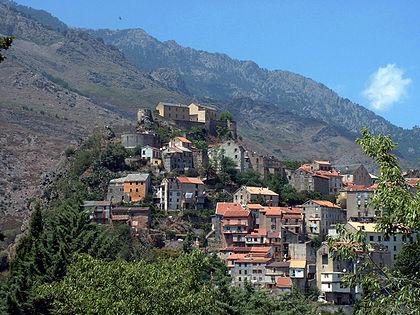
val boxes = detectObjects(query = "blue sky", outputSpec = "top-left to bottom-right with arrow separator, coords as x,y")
16,0 -> 420,129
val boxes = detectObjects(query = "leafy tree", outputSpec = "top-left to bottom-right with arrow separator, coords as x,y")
0,36 -> 14,63
395,240 -> 420,278
328,128 -> 420,314
237,170 -> 263,186
219,111 -> 233,122
36,251 -> 221,315
182,232 -> 195,253
98,143 -> 128,172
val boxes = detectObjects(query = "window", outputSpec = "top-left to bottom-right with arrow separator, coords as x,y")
377,236 -> 381,242
369,236 -> 374,242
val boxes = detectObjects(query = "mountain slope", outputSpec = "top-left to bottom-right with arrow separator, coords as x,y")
89,28 -> 420,165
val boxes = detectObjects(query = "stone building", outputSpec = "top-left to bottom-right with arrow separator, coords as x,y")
121,133 -> 160,149
156,102 -> 190,121
159,176 -> 206,211
107,173 -> 151,204
247,152 -> 286,179
111,206 -> 151,231
82,201 -> 112,224
234,186 -> 279,206
339,184 -> 378,221
299,200 -> 346,240
337,164 -> 372,186
208,140 -> 246,172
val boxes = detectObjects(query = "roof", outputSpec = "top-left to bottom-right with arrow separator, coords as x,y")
157,102 -> 188,108
249,228 -> 268,236
289,259 -> 307,269
314,160 -> 331,165
245,186 -> 278,196
347,221 -> 378,233
247,203 -> 264,210
111,214 -> 129,221
216,202 -> 245,216
313,174 -> 330,180
83,200 -> 111,207
224,208 -> 250,218
123,173 -> 150,182
177,176 -> 204,185
249,246 -> 272,253
311,200 -> 341,209
345,184 -> 377,192
315,170 -> 342,177
175,136 -> 192,144
406,178 -> 420,188
189,102 -> 217,111
276,277 -> 292,288
264,207 -> 303,216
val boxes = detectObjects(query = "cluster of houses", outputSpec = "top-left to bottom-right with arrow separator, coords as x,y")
81,101 -> 419,306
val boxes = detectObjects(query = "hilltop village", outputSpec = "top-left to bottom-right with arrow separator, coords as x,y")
83,101 -> 420,306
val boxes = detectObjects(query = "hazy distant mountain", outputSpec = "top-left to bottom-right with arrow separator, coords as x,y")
89,28 -> 420,165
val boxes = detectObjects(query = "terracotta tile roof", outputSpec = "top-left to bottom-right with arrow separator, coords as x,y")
111,214 -> 129,221
224,209 -> 250,218
311,200 -> 341,208
216,202 -> 246,216
249,246 -> 272,253
276,276 -> 292,288
250,228 -> 267,236
299,164 -> 313,172
290,259 -> 307,268
264,207 -> 303,216
227,253 -> 248,260
406,178 -> 420,188
247,203 -> 264,210
313,174 -> 330,180
245,186 -> 278,196
316,170 -> 341,177
177,176 -> 204,185
345,184 -> 377,192
176,136 -> 192,143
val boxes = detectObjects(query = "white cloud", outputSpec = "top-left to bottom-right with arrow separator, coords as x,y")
362,64 -> 412,111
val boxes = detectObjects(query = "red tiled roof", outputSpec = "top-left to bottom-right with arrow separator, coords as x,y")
313,174 -> 330,180
406,178 -> 420,188
216,202 -> 247,216
276,276 -> 292,288
236,257 -> 272,263
249,246 -> 272,253
247,203 -> 264,210
250,228 -> 267,236
346,184 -> 377,192
311,200 -> 341,208
177,176 -> 204,185
176,136 -> 192,143
264,207 -> 303,216
316,170 -> 341,177
224,209 -> 250,218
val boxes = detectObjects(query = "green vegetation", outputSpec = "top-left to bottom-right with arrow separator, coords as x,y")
0,36 -> 14,63
328,129 -> 420,314
219,111 -> 233,122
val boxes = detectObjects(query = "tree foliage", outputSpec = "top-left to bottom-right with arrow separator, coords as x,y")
0,36 -> 14,63
329,128 -> 420,314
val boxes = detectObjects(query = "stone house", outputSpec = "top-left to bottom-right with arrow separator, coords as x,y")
82,201 -> 112,224
208,140 -> 246,172
345,221 -> 416,266
111,206 -> 151,231
159,176 -> 205,211
214,202 -> 252,247
107,173 -> 151,204
247,152 -> 286,179
162,146 -> 193,173
121,132 -> 159,149
291,161 -> 343,195
188,102 -> 217,124
227,249 -> 274,288
141,145 -> 161,167
339,184 -> 378,221
156,102 -> 190,121
299,200 -> 346,240
233,186 -> 279,206
316,243 -> 362,305
337,164 -> 372,186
